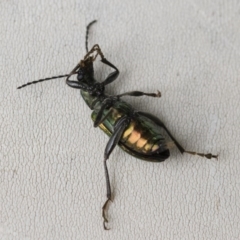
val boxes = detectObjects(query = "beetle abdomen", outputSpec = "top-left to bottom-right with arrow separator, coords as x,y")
91,100 -> 170,161
121,119 -> 166,154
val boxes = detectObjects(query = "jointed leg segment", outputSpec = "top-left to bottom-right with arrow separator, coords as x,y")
101,116 -> 130,230
137,111 -> 218,159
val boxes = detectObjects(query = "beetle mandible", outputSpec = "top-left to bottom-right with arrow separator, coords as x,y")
18,20 -> 218,230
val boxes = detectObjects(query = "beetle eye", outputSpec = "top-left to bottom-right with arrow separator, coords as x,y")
77,70 -> 84,81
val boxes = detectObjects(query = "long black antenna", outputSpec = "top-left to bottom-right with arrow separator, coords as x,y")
17,74 -> 69,89
85,20 -> 97,53
17,20 -> 98,90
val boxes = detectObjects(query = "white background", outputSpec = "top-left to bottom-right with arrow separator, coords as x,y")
1,0 -> 240,239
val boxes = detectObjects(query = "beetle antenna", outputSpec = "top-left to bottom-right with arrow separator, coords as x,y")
17,74 -> 69,89
85,20 -> 97,53
17,20 -> 97,90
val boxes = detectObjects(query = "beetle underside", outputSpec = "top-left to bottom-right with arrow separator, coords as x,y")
17,20 -> 218,230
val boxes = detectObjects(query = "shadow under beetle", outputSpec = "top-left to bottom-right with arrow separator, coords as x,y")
18,20 -> 218,230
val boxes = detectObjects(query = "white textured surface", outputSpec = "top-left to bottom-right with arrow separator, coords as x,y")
1,0 -> 240,239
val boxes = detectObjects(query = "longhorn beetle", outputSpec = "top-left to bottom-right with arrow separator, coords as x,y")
18,20 -> 218,230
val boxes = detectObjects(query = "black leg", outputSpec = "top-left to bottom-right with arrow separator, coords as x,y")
94,107 -> 113,128
64,61 -> 92,90
102,116 -> 130,230
93,99 -> 113,127
137,111 -> 218,159
117,90 -> 161,98
101,58 -> 120,86
66,57 -> 119,90
66,79 -> 92,90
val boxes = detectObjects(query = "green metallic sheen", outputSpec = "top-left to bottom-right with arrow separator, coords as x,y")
81,89 -> 168,162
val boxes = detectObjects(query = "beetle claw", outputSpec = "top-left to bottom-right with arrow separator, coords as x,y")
103,223 -> 110,230
102,209 -> 110,230
156,90 -> 161,98
102,212 -> 108,223
102,198 -> 112,230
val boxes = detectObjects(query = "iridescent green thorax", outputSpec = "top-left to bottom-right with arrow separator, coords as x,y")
92,100 -> 133,131
80,86 -> 103,110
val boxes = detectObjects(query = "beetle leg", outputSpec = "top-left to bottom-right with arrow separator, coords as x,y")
102,116 -> 130,230
101,58 -> 120,86
94,107 -> 113,128
183,151 -> 218,159
137,111 -> 218,159
117,90 -> 161,98
66,78 -> 92,91
93,99 -> 113,127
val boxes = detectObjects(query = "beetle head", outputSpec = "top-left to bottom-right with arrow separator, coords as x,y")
77,57 -> 94,83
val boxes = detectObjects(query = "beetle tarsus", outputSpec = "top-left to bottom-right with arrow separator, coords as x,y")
184,151 -> 218,159
102,198 -> 112,230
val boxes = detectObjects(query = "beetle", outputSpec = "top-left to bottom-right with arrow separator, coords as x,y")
18,20 -> 218,230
